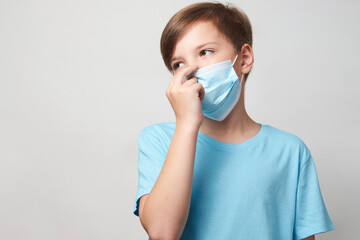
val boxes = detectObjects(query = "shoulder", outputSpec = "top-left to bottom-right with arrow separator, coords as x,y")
137,122 -> 176,150
138,122 -> 176,139
265,124 -> 305,145
264,124 -> 312,163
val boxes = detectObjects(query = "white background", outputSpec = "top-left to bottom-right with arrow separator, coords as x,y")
0,0 -> 358,239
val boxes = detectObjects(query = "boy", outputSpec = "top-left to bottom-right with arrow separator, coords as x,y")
133,2 -> 335,240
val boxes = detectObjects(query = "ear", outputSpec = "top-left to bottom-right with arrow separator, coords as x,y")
236,43 -> 254,75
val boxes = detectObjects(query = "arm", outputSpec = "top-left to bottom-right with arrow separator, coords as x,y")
139,65 -> 203,240
139,125 -> 198,240
302,235 -> 315,240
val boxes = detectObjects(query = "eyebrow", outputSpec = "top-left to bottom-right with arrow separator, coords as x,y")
170,41 -> 218,64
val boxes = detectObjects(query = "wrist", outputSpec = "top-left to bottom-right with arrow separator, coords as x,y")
175,122 -> 200,134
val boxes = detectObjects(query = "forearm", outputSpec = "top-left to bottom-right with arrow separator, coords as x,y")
302,235 -> 315,240
141,124 -> 198,240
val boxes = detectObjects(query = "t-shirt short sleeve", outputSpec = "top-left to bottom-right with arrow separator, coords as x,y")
293,154 -> 335,240
133,125 -> 167,217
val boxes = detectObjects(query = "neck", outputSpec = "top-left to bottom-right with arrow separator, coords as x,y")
198,83 -> 260,143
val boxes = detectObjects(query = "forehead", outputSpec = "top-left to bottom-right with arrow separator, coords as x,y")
172,20 -> 228,59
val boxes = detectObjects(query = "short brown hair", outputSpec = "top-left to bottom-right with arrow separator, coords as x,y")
160,1 -> 253,82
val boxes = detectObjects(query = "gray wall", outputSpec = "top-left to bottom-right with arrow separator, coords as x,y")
0,0 -> 358,239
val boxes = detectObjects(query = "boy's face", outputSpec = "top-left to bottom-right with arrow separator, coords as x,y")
171,20 -> 239,75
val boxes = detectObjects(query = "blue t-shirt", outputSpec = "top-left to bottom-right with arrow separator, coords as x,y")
133,122 -> 335,240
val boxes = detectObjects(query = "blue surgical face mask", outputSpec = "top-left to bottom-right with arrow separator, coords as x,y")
187,54 -> 244,121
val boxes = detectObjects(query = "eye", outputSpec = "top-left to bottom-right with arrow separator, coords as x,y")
200,49 -> 213,56
172,62 -> 184,70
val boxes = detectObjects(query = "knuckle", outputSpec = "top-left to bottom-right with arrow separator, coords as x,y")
184,88 -> 192,95
170,89 -> 178,96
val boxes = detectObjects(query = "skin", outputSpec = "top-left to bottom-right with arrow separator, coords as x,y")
139,20 -> 315,240
170,20 -> 261,144
303,236 -> 315,240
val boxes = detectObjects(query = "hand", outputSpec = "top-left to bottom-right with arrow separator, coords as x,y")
165,66 -> 205,130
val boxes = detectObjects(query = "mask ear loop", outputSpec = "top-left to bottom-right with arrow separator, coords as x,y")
231,54 -> 243,85
231,54 -> 239,66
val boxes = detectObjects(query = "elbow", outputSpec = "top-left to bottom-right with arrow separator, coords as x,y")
140,212 -> 181,240
148,228 -> 179,240
146,224 -> 180,240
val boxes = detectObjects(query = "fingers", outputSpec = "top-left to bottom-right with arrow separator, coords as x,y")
191,82 -> 205,101
166,65 -> 201,100
175,65 -> 198,86
167,65 -> 197,92
183,76 -> 197,86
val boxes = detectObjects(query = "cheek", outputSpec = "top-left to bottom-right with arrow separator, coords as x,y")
206,54 -> 232,67
201,56 -> 223,67
233,65 -> 243,79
